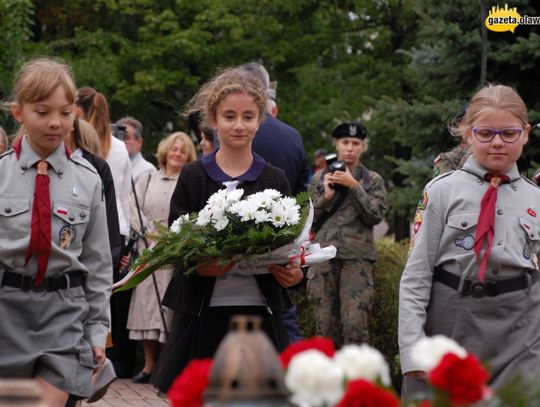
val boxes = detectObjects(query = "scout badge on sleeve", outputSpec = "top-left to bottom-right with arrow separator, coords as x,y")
59,225 -> 75,249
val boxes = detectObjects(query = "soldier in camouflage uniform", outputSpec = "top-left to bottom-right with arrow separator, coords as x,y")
307,122 -> 388,347
433,143 -> 471,177
433,108 -> 471,177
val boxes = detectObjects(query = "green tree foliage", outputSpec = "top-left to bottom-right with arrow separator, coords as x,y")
3,0 -> 540,236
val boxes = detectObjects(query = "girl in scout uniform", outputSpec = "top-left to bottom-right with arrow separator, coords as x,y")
399,84 -> 540,398
0,58 -> 112,406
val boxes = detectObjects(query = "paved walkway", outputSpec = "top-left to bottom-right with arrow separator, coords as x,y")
82,379 -> 169,406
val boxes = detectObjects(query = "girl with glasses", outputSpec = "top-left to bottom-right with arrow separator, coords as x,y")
399,84 -> 540,400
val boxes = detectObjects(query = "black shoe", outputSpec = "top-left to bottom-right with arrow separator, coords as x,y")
132,370 -> 151,384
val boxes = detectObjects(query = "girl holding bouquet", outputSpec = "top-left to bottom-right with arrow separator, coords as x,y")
399,84 -> 540,397
152,67 -> 304,393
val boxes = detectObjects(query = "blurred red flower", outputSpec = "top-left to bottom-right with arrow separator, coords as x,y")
280,336 -> 336,368
168,358 -> 213,407
336,379 -> 400,407
429,353 -> 489,405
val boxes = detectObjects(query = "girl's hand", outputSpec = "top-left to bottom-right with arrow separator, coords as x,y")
92,347 -> 105,372
267,263 -> 304,288
196,261 -> 235,277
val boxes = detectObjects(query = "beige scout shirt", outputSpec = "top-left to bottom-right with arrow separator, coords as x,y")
0,137 -> 113,347
309,162 -> 388,261
399,156 -> 540,373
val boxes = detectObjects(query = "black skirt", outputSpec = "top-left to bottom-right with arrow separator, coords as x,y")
151,305 -> 290,393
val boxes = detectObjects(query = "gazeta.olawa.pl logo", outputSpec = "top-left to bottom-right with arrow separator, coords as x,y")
485,4 -> 540,33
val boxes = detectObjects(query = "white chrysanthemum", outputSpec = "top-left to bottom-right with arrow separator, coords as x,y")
334,344 -> 391,386
170,214 -> 190,233
226,188 -> 244,203
248,189 -> 281,210
207,189 -> 229,211
280,197 -> 301,226
270,202 -> 288,227
196,206 -> 212,226
212,214 -> 229,231
411,335 -> 467,372
254,210 -> 271,224
229,200 -> 258,222
285,350 -> 345,407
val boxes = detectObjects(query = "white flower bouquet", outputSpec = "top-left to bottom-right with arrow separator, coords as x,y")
113,188 -> 336,292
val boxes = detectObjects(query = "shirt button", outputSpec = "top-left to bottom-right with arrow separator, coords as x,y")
498,240 -> 503,245
21,165 -> 28,171
497,209 -> 503,215
4,208 -> 11,214
80,212 -> 87,220
69,215 -> 75,221
461,221 -> 468,227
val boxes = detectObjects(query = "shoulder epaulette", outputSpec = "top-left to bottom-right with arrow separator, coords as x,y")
69,154 -> 98,174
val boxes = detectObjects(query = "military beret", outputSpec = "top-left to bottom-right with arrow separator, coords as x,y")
331,122 -> 367,140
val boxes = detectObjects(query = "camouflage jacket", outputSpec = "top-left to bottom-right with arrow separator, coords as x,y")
308,163 -> 388,261
433,144 -> 471,177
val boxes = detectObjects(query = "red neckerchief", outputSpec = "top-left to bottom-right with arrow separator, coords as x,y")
474,174 -> 510,282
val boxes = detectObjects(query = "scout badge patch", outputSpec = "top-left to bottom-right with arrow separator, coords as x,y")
455,235 -> 474,250
59,225 -> 76,249
410,190 -> 428,250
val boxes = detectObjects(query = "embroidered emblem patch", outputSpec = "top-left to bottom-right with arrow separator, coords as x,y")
417,191 -> 428,211
455,235 -> 474,250
523,240 -> 533,259
59,225 -> 76,249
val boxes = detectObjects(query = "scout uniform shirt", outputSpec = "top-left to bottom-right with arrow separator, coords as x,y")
399,155 -> 540,388
0,137 -> 113,349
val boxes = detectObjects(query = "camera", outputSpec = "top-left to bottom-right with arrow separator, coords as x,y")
324,153 -> 347,190
111,124 -> 127,141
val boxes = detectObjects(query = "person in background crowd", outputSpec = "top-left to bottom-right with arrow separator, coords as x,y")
433,108 -> 471,177
307,148 -> 328,183
307,122 -> 388,348
75,87 -> 135,379
64,118 -> 120,405
399,84 -> 540,398
199,125 -> 216,156
0,126 -> 8,154
151,67 -> 303,394
127,132 -> 196,384
0,57 -> 112,407
117,116 -> 156,182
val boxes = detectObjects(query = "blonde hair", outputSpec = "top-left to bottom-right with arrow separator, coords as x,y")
76,87 -> 111,158
452,84 -> 528,139
155,132 -> 196,170
185,67 -> 267,125
68,118 -> 101,156
11,57 -> 76,106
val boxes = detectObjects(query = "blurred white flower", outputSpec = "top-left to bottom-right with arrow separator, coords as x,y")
170,214 -> 190,233
285,350 -> 344,407
412,335 -> 467,372
207,188 -> 228,211
334,344 -> 391,386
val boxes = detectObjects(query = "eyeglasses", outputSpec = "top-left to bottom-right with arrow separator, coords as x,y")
472,127 -> 523,143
